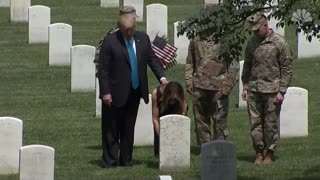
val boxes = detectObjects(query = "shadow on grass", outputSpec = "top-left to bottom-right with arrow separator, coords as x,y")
85,145 -> 101,150
289,177 -> 320,180
0,174 -> 19,180
144,159 -> 159,169
287,164 -> 320,180
191,145 -> 200,155
237,153 -> 254,163
89,159 -> 102,168
304,164 -> 320,176
238,176 -> 261,180
89,159 -> 146,168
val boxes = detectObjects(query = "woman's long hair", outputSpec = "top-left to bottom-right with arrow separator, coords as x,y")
159,81 -> 185,116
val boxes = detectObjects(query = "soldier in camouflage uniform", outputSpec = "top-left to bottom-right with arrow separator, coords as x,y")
242,13 -> 293,164
185,35 -> 239,147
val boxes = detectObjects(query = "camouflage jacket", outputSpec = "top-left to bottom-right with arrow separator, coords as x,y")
242,31 -> 293,94
185,36 -> 239,94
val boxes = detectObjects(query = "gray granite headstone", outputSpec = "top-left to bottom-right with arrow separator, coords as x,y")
160,115 -> 190,170
201,140 -> 237,180
19,145 -> 55,180
0,117 -> 23,174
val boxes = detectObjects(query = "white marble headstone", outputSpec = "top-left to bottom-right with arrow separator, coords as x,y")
96,78 -> 101,118
267,17 -> 285,37
204,0 -> 220,7
264,1 -> 285,36
159,175 -> 172,180
28,5 -> 51,44
238,60 -> 246,108
49,23 -> 72,66
101,0 -> 119,8
174,21 -> 189,64
0,0 -> 10,7
280,87 -> 308,138
146,4 -> 167,42
134,94 -> 153,146
123,0 -> 144,22
0,117 -> 23,174
71,45 -> 96,92
160,115 -> 190,170
298,32 -> 320,59
10,0 -> 30,22
19,145 -> 55,180
100,0 -> 120,8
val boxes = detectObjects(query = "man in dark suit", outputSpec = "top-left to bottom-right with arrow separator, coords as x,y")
98,6 -> 168,168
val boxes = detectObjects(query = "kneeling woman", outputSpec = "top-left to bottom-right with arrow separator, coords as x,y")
151,81 -> 188,157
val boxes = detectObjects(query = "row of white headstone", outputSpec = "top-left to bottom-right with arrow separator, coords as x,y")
0,117 -> 55,180
23,3 -> 187,92
238,61 -> 309,138
3,0 -> 320,60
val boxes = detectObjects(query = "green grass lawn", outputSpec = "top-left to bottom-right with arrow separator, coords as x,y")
1,0 -> 320,179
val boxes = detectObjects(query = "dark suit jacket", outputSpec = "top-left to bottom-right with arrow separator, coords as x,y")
98,30 -> 164,107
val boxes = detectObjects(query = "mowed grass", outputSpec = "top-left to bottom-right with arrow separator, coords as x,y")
0,0 -> 320,179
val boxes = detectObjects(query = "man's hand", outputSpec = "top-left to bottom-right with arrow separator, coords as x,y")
242,89 -> 248,101
186,84 -> 193,94
160,78 -> 168,85
275,92 -> 284,103
102,94 -> 112,106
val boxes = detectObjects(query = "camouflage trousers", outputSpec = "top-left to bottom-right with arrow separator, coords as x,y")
247,91 -> 282,152
193,88 -> 229,145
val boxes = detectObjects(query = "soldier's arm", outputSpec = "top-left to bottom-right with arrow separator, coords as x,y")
241,44 -> 253,90
185,40 -> 194,87
279,42 -> 293,94
221,60 -> 240,95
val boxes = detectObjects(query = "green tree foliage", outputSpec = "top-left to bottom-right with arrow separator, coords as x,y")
177,0 -> 320,64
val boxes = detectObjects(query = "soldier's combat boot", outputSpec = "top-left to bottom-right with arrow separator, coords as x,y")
263,150 -> 274,164
254,151 -> 264,165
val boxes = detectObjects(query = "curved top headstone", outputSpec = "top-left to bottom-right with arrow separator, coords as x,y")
0,117 -> 23,174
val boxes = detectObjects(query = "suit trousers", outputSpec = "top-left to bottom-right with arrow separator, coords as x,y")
101,88 -> 140,167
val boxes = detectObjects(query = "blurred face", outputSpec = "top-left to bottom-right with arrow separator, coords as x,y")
253,21 -> 269,38
120,27 -> 135,38
118,15 -> 136,38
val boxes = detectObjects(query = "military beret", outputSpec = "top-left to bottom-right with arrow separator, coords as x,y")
247,12 -> 267,31
119,6 -> 138,17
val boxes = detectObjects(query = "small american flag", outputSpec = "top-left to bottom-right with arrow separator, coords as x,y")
151,36 -> 178,70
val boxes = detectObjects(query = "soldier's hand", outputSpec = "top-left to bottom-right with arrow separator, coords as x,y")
103,94 -> 112,106
275,92 -> 284,103
242,89 -> 248,101
186,84 -> 193,94
220,87 -> 229,96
